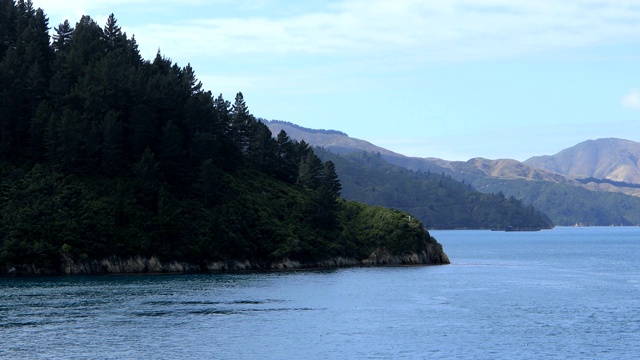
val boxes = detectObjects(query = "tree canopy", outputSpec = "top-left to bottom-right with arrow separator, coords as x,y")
0,2 -> 448,273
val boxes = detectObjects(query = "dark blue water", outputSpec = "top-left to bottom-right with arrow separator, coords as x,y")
1,227 -> 639,359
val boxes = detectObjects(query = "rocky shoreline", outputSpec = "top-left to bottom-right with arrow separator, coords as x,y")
3,246 -> 450,275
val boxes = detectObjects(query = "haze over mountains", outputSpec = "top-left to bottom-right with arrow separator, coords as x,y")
266,121 -> 640,185
265,120 -> 640,226
525,138 -> 640,185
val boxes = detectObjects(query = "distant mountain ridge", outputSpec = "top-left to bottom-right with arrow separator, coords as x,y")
266,121 -> 640,226
265,119 -> 588,187
263,120 -> 404,157
524,138 -> 640,185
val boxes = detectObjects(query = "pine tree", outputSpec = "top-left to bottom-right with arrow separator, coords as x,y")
230,92 -> 257,153
273,130 -> 297,183
29,100 -> 52,161
52,19 -> 73,52
322,161 -> 342,197
248,122 -> 276,171
103,13 -> 124,50
297,151 -> 324,189
182,63 -> 202,96
0,0 -> 18,59
0,2 -> 52,159
55,108 -> 82,171
130,104 -> 156,157
194,159 -> 222,206
159,120 -> 186,184
132,147 -> 161,208
101,111 -> 124,176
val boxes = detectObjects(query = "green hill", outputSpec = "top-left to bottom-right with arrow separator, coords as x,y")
0,3 -> 448,274
265,121 -> 640,226
315,149 -> 553,230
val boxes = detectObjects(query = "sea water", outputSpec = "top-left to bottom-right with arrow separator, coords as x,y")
1,227 -> 639,359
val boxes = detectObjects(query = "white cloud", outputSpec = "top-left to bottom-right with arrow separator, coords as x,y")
621,89 -> 640,110
34,0 -> 640,64
124,0 -> 640,64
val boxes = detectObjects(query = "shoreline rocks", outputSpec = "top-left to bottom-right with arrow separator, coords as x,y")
3,246 -> 450,276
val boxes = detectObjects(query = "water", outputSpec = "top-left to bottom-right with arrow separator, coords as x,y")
1,227 -> 639,359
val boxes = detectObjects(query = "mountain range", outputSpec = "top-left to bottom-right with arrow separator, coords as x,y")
265,120 -> 640,226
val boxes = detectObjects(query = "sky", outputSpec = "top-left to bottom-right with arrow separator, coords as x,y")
34,0 -> 640,161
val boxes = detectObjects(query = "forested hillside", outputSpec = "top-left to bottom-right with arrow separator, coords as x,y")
469,177 -> 640,226
0,1 -> 448,274
316,149 -> 553,230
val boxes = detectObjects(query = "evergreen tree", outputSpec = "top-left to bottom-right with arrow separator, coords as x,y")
0,0 -> 18,59
52,19 -> 73,52
230,91 -> 256,153
194,159 -> 222,206
101,111 -> 124,176
297,151 -> 324,189
248,122 -> 276,171
322,160 -> 341,197
29,100 -> 52,160
0,2 -> 51,160
103,13 -> 124,50
132,147 -> 161,209
274,130 -> 297,183
214,93 -> 231,130
54,108 -> 82,171
182,63 -> 202,95
130,104 -> 156,157
159,120 -> 186,184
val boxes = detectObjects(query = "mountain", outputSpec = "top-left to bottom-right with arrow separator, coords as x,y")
264,121 -> 579,186
265,121 -> 553,230
265,121 -> 640,226
524,138 -> 640,184
264,120 -> 403,157
314,148 -> 553,230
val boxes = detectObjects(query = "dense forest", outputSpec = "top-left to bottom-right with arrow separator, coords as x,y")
472,178 -> 640,226
316,149 -> 553,230
0,1 -> 448,273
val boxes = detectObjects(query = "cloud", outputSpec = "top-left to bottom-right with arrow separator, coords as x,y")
34,0 -> 640,64
621,89 -> 640,110
123,0 -> 640,63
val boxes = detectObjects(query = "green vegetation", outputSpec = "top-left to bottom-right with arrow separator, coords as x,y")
385,153 -> 640,226
0,1 -> 447,273
471,178 -> 640,226
316,150 -> 553,230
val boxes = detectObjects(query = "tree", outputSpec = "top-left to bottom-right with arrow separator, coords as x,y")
0,3 -> 52,159
29,100 -> 53,161
132,147 -> 161,208
297,151 -> 323,189
159,120 -> 186,184
194,159 -> 223,206
52,19 -> 73,52
230,92 -> 256,153
130,104 -> 157,157
273,130 -> 297,183
248,122 -> 276,172
101,111 -> 124,176
0,0 -> 18,60
182,63 -> 202,96
322,160 -> 341,197
103,13 -> 124,50
214,93 -> 231,131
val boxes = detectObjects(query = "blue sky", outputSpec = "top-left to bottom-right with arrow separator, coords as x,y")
36,0 -> 640,161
